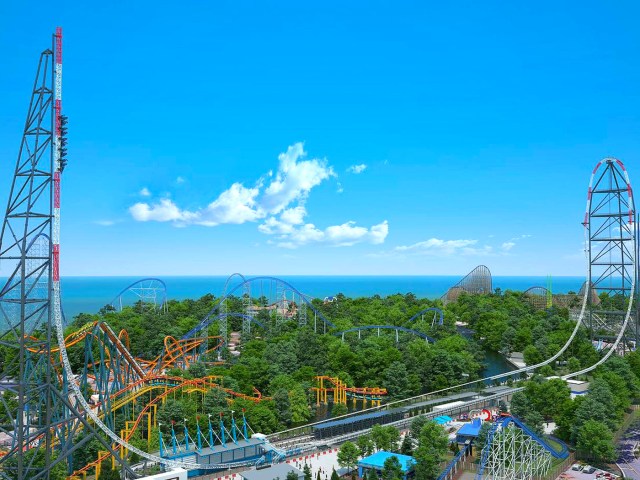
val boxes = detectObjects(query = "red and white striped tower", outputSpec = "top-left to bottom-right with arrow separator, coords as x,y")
53,27 -> 63,327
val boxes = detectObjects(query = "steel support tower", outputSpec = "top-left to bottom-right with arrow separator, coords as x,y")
585,158 -> 638,349
0,29 -> 132,479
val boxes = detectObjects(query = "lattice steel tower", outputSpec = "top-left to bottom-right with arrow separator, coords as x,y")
480,423 -> 553,480
585,158 -> 638,348
0,29 -> 131,479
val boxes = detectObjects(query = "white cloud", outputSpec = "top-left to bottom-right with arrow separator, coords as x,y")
129,199 -> 193,223
196,183 -> 262,226
130,143 -> 338,227
337,182 -> 344,194
326,220 -> 388,246
267,220 -> 389,248
258,216 -> 295,235
94,220 -> 116,227
280,206 -> 306,225
394,238 -> 492,256
128,143 -> 386,248
502,242 -> 516,251
130,183 -> 261,227
257,207 -> 307,235
260,143 -> 335,214
176,176 -> 186,184
139,187 -> 151,197
347,164 -> 367,174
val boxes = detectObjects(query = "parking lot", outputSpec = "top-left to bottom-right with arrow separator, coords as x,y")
558,463 -> 619,480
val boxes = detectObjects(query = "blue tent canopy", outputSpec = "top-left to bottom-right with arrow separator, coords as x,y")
457,419 -> 483,437
358,451 -> 415,473
434,415 -> 453,425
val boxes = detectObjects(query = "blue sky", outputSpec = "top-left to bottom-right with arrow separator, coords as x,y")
1,1 -> 639,276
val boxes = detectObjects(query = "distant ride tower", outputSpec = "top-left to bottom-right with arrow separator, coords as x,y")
584,158 -> 638,349
0,29 -> 131,479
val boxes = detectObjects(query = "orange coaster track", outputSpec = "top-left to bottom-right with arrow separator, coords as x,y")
25,320 -> 268,476
69,375 -> 263,479
312,376 -> 387,406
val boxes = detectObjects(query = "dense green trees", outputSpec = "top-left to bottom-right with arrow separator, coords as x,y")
337,441 -> 360,473
371,425 -> 400,452
66,286 -> 630,474
382,456 -> 404,480
413,419 -> 449,480
524,377 -> 571,419
274,389 -> 292,425
447,291 -> 599,371
356,434 -> 374,457
383,361 -> 413,400
576,420 -> 616,462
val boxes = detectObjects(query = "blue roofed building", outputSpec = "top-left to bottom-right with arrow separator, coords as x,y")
433,415 -> 453,425
357,451 -> 415,480
456,418 -> 483,444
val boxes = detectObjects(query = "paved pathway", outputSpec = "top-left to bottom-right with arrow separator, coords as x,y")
285,449 -> 346,479
199,449 -> 344,480
617,419 -> 640,479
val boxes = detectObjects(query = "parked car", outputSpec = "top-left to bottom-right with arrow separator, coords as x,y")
583,466 -> 597,474
571,464 -> 584,472
596,472 -> 614,479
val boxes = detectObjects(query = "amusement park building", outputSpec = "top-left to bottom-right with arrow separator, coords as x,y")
357,451 -> 415,480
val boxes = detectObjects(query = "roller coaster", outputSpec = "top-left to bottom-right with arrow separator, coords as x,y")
441,265 -> 492,304
0,29 -> 636,480
334,325 -> 435,343
476,414 -> 569,480
110,278 -> 168,313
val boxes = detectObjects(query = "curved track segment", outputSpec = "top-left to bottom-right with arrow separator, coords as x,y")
334,325 -> 436,343
109,277 -> 168,312
183,276 -> 336,342
406,307 -> 444,326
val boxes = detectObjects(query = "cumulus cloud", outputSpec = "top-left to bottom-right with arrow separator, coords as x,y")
195,183 -> 262,226
129,184 -> 261,227
129,143 -> 387,247
139,187 -> 151,197
266,220 -> 389,249
280,206 -> 306,225
260,143 -> 335,214
130,143 -> 329,227
347,164 -> 367,174
130,198 -> 192,223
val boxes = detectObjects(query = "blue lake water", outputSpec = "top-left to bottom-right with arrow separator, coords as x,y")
58,275 -> 585,319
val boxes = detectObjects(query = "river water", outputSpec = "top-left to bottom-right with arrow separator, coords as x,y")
481,349 -> 517,378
